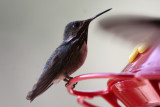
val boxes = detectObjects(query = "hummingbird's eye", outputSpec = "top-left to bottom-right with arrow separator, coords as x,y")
73,22 -> 80,28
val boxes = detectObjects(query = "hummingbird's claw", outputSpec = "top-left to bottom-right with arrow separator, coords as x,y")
72,82 -> 78,89
65,81 -> 78,89
64,76 -> 78,89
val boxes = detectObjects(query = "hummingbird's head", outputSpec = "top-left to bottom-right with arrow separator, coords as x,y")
63,20 -> 89,41
63,8 -> 112,41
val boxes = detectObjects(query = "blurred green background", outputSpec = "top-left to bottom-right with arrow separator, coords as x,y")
0,0 -> 160,107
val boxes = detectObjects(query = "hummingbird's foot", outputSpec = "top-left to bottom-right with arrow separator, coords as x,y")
72,82 -> 78,89
64,76 -> 78,89
65,81 -> 78,89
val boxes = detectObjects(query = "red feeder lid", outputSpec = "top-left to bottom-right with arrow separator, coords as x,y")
110,44 -> 160,107
67,44 -> 160,107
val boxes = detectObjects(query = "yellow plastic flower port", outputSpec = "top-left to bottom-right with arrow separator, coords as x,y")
128,47 -> 139,63
138,43 -> 148,54
129,43 -> 148,63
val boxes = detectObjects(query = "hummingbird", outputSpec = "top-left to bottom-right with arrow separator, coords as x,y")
26,8 -> 112,102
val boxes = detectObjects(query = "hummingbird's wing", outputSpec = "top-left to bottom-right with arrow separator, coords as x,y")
26,42 -> 75,102
99,15 -> 160,45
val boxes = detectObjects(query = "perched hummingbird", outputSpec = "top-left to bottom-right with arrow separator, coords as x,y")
26,8 -> 112,102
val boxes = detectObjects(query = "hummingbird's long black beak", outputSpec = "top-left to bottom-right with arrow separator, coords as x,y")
86,8 -> 112,23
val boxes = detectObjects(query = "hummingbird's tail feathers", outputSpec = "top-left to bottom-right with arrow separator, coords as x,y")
26,56 -> 64,102
26,84 -> 37,102
26,81 -> 53,102
26,42 -> 76,101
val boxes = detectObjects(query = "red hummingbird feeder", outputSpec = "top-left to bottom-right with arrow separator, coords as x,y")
67,43 -> 160,107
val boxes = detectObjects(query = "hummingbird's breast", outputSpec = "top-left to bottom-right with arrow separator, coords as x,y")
78,41 -> 88,66
53,41 -> 87,84
67,41 -> 88,75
